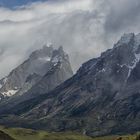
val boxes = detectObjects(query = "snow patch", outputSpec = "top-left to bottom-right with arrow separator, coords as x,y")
38,57 -> 51,62
51,55 -> 62,66
124,53 -> 140,82
128,53 -> 140,77
1,89 -> 19,97
116,52 -> 140,82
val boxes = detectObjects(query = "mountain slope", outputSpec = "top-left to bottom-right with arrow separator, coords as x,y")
0,33 -> 140,137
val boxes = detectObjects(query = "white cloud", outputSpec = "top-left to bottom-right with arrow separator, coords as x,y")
0,0 -> 107,78
0,0 -> 140,78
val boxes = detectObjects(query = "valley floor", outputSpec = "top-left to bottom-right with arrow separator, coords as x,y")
0,126 -> 139,140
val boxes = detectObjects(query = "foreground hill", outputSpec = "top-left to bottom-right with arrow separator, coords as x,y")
0,126 -> 139,140
0,126 -> 95,140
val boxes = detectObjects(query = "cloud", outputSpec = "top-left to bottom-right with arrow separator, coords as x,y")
0,0 -> 140,78
0,0 -> 106,78
104,0 -> 140,42
105,0 -> 140,31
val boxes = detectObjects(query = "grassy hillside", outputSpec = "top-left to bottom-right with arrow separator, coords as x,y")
0,126 -> 139,140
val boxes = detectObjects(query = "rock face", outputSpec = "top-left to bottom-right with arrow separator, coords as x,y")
0,45 -> 73,100
0,33 -> 140,137
24,46 -> 73,98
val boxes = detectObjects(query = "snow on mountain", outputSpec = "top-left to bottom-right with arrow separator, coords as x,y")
1,89 -> 19,97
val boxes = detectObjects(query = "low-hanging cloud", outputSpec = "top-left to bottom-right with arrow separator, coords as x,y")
104,0 -> 140,42
0,0 -> 140,78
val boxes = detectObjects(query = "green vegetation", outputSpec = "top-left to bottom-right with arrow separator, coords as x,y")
0,126 -> 93,140
0,126 -> 139,140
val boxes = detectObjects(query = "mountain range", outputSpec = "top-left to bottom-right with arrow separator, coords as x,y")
0,33 -> 140,137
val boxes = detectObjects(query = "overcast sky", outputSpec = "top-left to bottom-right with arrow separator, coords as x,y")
0,0 -> 140,78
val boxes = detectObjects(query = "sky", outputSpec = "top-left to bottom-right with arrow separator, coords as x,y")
0,0 -> 140,78
0,0 -> 47,8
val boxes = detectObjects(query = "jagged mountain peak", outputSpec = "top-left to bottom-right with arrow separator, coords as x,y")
29,45 -> 68,64
29,45 -> 53,60
118,33 -> 134,44
52,46 -> 66,56
0,45 -> 73,98
115,33 -> 140,50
